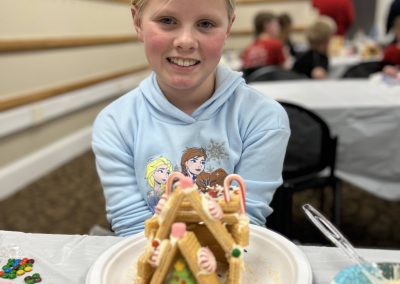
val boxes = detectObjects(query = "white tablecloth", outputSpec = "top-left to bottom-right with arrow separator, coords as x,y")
250,80 -> 400,201
329,55 -> 364,78
0,230 -> 399,284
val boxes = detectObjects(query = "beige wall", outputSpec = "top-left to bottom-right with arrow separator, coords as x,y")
0,100 -> 112,168
0,0 -> 315,100
0,0 -> 314,169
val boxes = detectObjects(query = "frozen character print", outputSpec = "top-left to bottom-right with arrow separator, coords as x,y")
181,147 -> 207,183
181,147 -> 228,194
145,156 -> 172,214
196,168 -> 228,196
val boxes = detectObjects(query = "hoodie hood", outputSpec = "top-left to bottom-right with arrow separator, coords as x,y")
139,64 -> 245,124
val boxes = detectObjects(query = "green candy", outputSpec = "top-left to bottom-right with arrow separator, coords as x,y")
231,247 -> 241,258
9,273 -> 17,279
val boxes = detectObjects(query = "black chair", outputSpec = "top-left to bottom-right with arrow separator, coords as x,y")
267,101 -> 341,239
244,66 -> 308,83
341,61 -> 385,78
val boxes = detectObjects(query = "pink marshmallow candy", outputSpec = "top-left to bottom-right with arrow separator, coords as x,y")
171,222 -> 187,239
179,176 -> 193,189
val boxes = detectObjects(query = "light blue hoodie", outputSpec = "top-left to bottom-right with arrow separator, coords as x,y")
92,64 -> 290,236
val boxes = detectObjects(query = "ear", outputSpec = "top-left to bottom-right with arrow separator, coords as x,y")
131,5 -> 143,41
226,14 -> 236,37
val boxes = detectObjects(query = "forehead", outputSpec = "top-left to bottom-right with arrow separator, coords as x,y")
142,0 -> 229,17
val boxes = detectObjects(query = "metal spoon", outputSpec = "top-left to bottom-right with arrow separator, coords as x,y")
302,203 -> 389,283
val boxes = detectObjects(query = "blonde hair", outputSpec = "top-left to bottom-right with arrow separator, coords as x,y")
306,16 -> 337,49
145,156 -> 173,190
131,0 -> 235,20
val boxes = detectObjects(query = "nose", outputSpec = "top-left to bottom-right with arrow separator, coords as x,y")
174,27 -> 198,50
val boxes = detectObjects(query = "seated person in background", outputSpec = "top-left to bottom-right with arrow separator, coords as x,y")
292,16 -> 337,79
386,0 -> 400,35
278,13 -> 297,58
383,16 -> 400,66
241,11 -> 287,77
312,0 -> 355,37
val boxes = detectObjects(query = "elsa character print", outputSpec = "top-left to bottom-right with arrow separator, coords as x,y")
145,156 -> 172,214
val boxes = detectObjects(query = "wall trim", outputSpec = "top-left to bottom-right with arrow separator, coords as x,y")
0,127 -> 92,201
0,70 -> 149,138
0,65 -> 149,112
0,34 -> 138,52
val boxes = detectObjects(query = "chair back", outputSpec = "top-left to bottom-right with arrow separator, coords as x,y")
341,61 -> 384,78
279,101 -> 337,180
245,66 -> 308,83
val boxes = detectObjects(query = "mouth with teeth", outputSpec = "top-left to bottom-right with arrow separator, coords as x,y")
167,57 -> 200,67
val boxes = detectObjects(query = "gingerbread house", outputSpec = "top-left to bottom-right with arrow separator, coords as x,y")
135,172 -> 249,284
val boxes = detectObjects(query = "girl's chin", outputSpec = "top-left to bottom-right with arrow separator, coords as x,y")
165,78 -> 199,90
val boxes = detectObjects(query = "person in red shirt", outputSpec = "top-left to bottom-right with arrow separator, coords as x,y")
312,0 -> 355,36
241,12 -> 287,76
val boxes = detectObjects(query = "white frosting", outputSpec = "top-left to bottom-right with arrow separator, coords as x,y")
201,195 -> 223,220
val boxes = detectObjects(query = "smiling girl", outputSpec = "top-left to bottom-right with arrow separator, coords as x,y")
92,0 -> 290,236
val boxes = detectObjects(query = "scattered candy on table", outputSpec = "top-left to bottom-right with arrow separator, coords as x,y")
24,273 -> 42,283
0,258 -> 41,282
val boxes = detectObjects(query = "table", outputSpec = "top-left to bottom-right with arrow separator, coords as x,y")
0,230 -> 399,284
250,79 -> 400,201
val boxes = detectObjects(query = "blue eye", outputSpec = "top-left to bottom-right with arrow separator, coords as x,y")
198,20 -> 214,29
201,161 -> 206,166
159,17 -> 176,25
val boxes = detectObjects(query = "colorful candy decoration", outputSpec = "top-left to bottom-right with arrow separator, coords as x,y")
231,247 -> 242,258
168,258 -> 196,284
24,273 -> 42,283
203,196 -> 223,220
0,258 -> 41,282
170,222 -> 187,240
156,173 -> 192,215
224,174 -> 246,214
197,247 -> 217,274
165,172 -> 188,196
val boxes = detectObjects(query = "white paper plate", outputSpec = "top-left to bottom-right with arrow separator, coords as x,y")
86,224 -> 312,284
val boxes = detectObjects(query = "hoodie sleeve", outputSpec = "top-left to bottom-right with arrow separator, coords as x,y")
235,95 -> 290,227
92,104 -> 152,236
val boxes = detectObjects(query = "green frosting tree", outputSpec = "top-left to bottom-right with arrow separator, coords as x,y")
168,258 -> 196,284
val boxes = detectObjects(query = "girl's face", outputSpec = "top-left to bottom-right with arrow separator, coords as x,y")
133,0 -> 233,100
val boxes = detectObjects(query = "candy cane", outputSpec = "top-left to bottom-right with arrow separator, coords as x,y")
165,172 -> 186,196
224,174 -> 246,214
